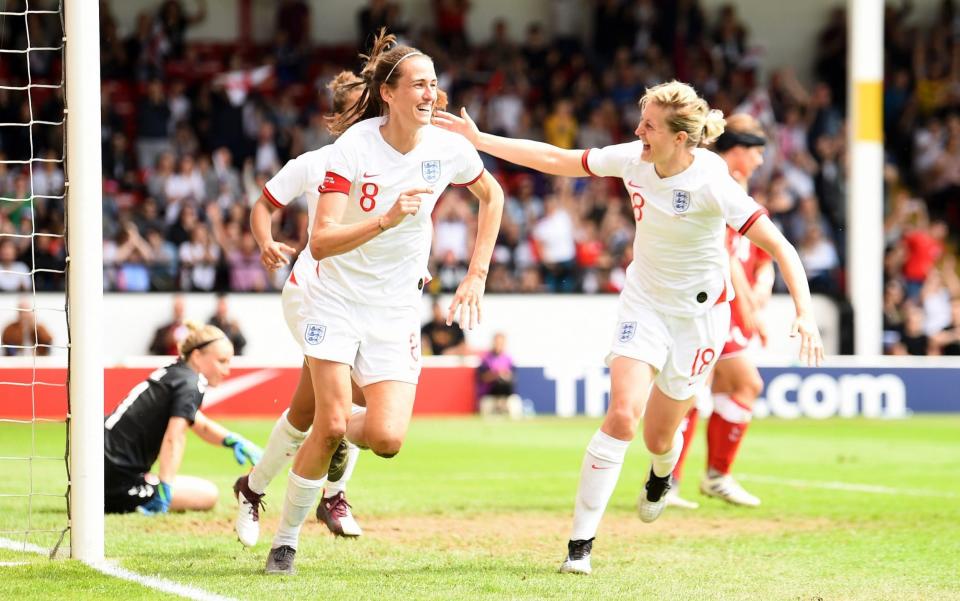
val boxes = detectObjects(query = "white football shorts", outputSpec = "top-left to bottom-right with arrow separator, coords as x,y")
606,296 -> 730,400
281,252 -> 317,343
296,282 -> 422,387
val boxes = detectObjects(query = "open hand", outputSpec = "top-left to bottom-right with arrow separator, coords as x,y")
790,313 -> 824,367
447,272 -> 486,330
432,107 -> 481,147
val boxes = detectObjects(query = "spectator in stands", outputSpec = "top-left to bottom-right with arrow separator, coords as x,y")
920,255 -> 960,334
156,0 -> 207,61
357,0 -> 400,50
543,99 -> 578,149
137,79 -> 173,169
533,195 -> 577,292
933,298 -> 960,355
226,231 -> 270,292
477,332 -> 521,418
165,155 -> 206,207
894,304 -> 932,356
883,279 -> 907,353
798,224 -> 840,296
0,239 -> 30,292
433,0 -> 471,53
433,190 -> 471,267
149,294 -> 188,355
31,149 -> 64,198
111,222 -> 154,292
145,227 -> 179,291
178,223 -> 220,292
31,233 -> 65,291
901,219 -> 947,297
208,293 -> 247,356
1,297 -> 53,357
421,299 -> 467,356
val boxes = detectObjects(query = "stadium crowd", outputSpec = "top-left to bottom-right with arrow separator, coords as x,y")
0,0 -> 958,355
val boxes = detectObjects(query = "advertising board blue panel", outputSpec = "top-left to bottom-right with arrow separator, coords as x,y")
514,366 -> 960,417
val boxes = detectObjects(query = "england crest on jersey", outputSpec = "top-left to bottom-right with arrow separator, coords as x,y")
304,323 -> 326,345
422,160 -> 441,184
672,190 -> 691,213
618,321 -> 637,343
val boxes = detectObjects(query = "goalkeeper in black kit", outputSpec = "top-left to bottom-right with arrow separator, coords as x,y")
103,321 -> 262,514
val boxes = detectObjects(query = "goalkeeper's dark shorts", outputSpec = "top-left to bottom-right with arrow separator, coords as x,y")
104,462 -> 156,514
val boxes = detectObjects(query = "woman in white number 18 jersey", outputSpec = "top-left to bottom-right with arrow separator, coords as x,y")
433,80 -> 824,575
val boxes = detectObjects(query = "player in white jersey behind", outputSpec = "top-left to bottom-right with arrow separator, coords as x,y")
263,30 -> 504,575
234,72 -> 368,547
433,80 -> 824,575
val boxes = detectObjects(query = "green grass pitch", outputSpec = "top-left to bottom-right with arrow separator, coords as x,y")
1,416 -> 958,600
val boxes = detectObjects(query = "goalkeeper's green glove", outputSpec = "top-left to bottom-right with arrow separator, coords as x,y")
223,433 -> 263,466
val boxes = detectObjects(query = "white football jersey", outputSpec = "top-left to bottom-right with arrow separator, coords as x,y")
584,144 -> 764,317
315,117 -> 484,307
263,145 -> 333,286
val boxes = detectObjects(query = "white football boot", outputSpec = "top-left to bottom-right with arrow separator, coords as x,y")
700,473 -> 761,507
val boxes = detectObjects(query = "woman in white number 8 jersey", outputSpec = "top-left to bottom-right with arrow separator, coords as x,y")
234,72 -> 367,548
262,30 -> 504,575
433,80 -> 824,575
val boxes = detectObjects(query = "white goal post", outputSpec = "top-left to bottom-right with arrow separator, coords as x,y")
65,0 -> 104,562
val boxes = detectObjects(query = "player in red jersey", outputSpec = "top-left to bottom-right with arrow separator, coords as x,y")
667,114 -> 775,509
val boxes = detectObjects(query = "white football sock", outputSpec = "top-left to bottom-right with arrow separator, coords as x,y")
570,429 -> 630,541
272,470 -> 325,550
248,409 -> 309,495
323,442 -> 360,498
650,428 -> 684,478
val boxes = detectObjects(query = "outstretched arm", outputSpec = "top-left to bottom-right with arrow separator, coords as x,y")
433,108 -> 588,177
743,215 -> 824,366
192,410 -> 263,466
447,170 -> 504,329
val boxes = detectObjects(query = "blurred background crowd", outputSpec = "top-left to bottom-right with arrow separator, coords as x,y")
0,0 -> 959,356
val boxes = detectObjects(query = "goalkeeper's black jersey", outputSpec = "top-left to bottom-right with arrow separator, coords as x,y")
104,361 -> 206,474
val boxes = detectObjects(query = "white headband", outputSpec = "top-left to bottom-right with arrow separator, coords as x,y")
385,51 -> 424,82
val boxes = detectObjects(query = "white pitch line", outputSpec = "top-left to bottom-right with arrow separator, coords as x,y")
0,537 -> 237,601
0,537 -> 47,554
88,561 -> 238,601
370,471 -> 960,499
737,474 -> 959,498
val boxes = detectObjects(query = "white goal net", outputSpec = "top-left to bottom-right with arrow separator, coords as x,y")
0,0 -> 102,561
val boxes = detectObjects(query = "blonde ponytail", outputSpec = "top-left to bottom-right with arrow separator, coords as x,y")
701,109 -> 726,147
639,80 -> 725,148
